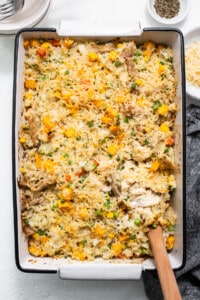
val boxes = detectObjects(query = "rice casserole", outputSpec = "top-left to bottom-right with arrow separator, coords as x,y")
18,37 -> 177,261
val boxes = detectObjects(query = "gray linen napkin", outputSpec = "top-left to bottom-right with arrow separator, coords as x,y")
142,104 -> 200,299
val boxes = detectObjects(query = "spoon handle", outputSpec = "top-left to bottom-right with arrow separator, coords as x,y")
148,226 -> 182,300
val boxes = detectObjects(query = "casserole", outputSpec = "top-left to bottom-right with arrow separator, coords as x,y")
12,24 -> 186,279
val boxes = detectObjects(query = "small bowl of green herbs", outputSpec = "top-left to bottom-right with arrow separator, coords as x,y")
147,0 -> 190,25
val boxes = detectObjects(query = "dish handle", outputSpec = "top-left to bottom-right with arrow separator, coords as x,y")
59,263 -> 142,280
56,20 -> 142,37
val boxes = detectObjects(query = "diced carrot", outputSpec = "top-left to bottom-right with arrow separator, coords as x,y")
118,253 -> 125,259
24,79 -> 36,89
51,39 -> 61,47
36,48 -> 46,58
109,125 -> 120,133
35,153 -> 43,169
65,174 -> 71,182
93,159 -> 99,167
166,137 -> 175,147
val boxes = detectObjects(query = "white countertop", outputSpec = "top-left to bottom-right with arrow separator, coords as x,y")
0,0 -> 199,299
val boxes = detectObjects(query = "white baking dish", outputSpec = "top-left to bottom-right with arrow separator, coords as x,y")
12,23 -> 186,279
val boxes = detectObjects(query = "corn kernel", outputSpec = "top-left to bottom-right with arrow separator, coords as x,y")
137,97 -> 145,107
135,79 -> 143,86
54,90 -> 61,99
144,41 -> 155,50
88,90 -> 94,100
41,42 -> 51,49
69,108 -> 79,115
30,39 -> 40,47
73,250 -> 85,261
158,64 -> 166,74
24,92 -> 33,99
144,55 -> 150,63
43,159 -> 55,173
64,38 -> 74,48
19,137 -> 26,143
20,168 -> 26,174
92,100 -> 105,107
62,91 -> 72,100
119,235 -> 128,242
33,233 -> 49,243
92,225 -> 106,237
101,116 -> 112,124
159,123 -> 169,132
29,245 -> 46,257
112,242 -> 123,255
88,52 -> 99,62
108,233 -> 115,239
157,104 -> 169,116
109,51 -> 118,61
61,187 -> 72,200
166,235 -> 175,250
64,128 -> 76,138
78,207 -> 89,219
150,160 -> 160,172
57,199 -> 72,210
143,49 -> 151,57
107,143 -> 118,155
42,116 -> 55,130
77,68 -> 84,76
107,108 -> 118,117
117,43 -> 123,48
107,212 -> 114,219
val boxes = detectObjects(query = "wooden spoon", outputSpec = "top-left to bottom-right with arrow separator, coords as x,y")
148,226 -> 182,300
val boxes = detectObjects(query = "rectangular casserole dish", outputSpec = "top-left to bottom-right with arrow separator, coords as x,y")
12,24 -> 186,279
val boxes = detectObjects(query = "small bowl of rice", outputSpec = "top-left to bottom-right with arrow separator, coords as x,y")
185,28 -> 200,100
147,0 -> 190,25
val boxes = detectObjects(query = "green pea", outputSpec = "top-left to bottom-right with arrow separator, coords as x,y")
134,218 -> 141,226
168,225 -> 174,232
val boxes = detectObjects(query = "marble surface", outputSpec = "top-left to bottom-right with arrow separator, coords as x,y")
0,0 -> 199,299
